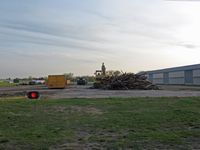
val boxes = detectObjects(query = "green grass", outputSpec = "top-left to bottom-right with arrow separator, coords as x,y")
0,82 -> 16,87
0,97 -> 200,149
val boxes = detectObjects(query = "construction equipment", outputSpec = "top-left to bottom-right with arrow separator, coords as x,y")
47,75 -> 67,89
94,63 -> 107,88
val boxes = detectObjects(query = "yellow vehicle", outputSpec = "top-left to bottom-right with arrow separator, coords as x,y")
47,75 -> 66,89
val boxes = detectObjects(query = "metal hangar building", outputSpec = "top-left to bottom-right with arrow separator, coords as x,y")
146,64 -> 200,85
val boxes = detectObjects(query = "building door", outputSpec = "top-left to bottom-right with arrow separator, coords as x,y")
163,72 -> 169,84
185,70 -> 193,84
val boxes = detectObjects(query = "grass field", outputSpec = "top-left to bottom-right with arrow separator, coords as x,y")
0,97 -> 199,149
0,82 -> 16,87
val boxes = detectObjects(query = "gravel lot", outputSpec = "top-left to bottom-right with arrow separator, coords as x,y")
0,85 -> 200,99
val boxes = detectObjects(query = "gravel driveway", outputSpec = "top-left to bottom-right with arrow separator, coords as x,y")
1,85 -> 200,99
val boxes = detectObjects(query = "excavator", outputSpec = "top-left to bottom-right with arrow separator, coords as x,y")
94,63 -> 106,88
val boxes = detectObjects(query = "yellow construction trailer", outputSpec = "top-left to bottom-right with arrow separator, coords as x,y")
47,75 -> 67,89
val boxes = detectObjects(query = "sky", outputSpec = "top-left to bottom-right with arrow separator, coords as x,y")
0,0 -> 200,78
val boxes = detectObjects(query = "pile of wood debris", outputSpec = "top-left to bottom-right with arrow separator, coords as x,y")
93,73 -> 159,90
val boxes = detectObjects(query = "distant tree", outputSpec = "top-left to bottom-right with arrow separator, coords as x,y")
64,73 -> 74,81
113,70 -> 121,76
107,70 -> 121,76
6,78 -> 11,81
80,76 -> 95,82
28,76 -> 32,80
136,71 -> 147,75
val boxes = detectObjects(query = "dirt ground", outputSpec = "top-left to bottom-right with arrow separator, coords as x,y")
0,84 -> 200,99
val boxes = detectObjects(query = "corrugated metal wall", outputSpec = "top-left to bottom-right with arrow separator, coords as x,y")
169,71 -> 184,84
153,73 -> 163,84
147,69 -> 200,85
163,72 -> 169,84
184,70 -> 193,84
193,69 -> 200,85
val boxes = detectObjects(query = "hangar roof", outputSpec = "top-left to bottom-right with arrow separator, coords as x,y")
146,64 -> 200,74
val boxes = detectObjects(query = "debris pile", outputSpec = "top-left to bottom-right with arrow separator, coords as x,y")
93,73 -> 159,90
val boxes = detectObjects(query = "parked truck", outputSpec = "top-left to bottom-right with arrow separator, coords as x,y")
77,77 -> 87,85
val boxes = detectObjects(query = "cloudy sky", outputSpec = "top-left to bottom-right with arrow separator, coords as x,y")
0,0 -> 200,78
